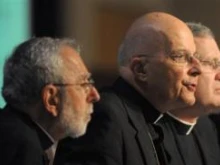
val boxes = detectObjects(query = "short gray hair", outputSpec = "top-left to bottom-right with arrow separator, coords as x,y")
2,37 -> 80,107
186,22 -> 215,38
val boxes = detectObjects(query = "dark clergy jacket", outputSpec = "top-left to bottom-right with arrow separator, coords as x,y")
54,77 -> 164,165
0,105 -> 53,165
158,114 -> 220,165
209,114 -> 220,147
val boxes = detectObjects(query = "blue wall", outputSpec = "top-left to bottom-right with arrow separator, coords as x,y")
0,0 -> 30,108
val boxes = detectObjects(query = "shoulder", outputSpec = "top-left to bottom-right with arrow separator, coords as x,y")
0,110 -> 43,164
196,116 -> 215,129
95,87 -> 128,118
0,109 -> 41,149
98,87 -> 124,107
195,116 -> 217,139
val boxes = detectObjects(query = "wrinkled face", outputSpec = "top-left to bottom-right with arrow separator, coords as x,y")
58,46 -> 100,138
194,36 -> 220,111
141,29 -> 201,110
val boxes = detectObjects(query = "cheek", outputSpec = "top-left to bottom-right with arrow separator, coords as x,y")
173,65 -> 189,83
196,75 -> 213,96
164,66 -> 185,86
66,90 -> 82,112
199,74 -> 213,89
69,90 -> 90,114
148,62 -> 186,89
170,65 -> 186,78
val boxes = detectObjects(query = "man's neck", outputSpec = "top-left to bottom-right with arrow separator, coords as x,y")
169,106 -> 201,124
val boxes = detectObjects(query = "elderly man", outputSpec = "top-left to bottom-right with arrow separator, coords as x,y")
0,37 -> 100,165
54,12 -> 201,165
158,23 -> 220,165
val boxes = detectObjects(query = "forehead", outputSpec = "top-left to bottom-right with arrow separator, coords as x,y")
168,29 -> 196,55
59,45 -> 89,77
194,36 -> 220,59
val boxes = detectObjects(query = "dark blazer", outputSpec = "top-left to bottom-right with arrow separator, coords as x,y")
54,77 -> 163,165
0,105 -> 53,165
159,115 -> 220,165
194,117 -> 220,164
209,114 -> 220,146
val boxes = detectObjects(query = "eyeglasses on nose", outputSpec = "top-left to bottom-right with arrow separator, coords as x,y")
51,78 -> 95,89
194,54 -> 220,70
168,51 -> 197,64
133,51 -> 197,65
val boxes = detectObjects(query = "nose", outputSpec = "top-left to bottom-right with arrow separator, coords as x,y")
215,72 -> 220,81
87,86 -> 100,103
188,56 -> 202,77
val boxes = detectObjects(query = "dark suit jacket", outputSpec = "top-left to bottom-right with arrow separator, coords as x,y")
209,114 -> 220,146
0,105 -> 53,165
194,117 -> 220,164
54,77 -> 163,165
159,114 -> 220,165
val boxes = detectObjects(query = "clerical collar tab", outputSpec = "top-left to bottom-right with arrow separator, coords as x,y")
154,114 -> 164,124
166,112 -> 196,135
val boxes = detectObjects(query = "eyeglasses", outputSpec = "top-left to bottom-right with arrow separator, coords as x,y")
52,77 -> 95,90
133,50 -> 196,65
168,50 -> 195,64
194,53 -> 220,70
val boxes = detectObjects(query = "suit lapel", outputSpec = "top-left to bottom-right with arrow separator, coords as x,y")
125,101 -> 160,165
112,77 -> 161,165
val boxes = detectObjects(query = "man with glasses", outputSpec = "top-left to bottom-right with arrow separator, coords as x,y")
0,37 -> 100,165
158,22 -> 220,165
54,12 -> 201,165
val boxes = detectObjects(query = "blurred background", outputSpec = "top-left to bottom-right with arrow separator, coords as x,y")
0,0 -> 220,107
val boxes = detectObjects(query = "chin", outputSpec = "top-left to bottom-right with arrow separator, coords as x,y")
69,120 -> 89,138
70,128 -> 87,138
182,94 -> 195,106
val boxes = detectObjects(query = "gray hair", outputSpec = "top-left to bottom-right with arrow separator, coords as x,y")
186,22 -> 215,38
2,37 -> 80,107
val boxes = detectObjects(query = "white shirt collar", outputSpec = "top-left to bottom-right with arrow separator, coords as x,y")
166,112 -> 196,135
154,114 -> 164,124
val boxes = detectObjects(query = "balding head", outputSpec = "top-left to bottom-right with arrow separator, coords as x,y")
118,12 -> 195,66
118,12 -> 201,112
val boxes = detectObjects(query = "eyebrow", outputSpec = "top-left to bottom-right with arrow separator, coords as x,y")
170,49 -> 191,55
79,72 -> 92,81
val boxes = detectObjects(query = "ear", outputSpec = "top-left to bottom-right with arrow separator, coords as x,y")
130,57 -> 148,82
41,84 -> 60,117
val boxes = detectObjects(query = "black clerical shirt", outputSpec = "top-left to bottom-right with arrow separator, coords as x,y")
157,113 -> 204,165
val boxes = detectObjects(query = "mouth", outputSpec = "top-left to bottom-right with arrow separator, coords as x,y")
183,81 -> 197,92
89,108 -> 93,114
87,108 -> 94,121
88,114 -> 92,121
85,113 -> 92,123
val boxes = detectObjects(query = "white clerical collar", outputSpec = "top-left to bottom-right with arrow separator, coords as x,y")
166,112 -> 196,135
153,114 -> 164,124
